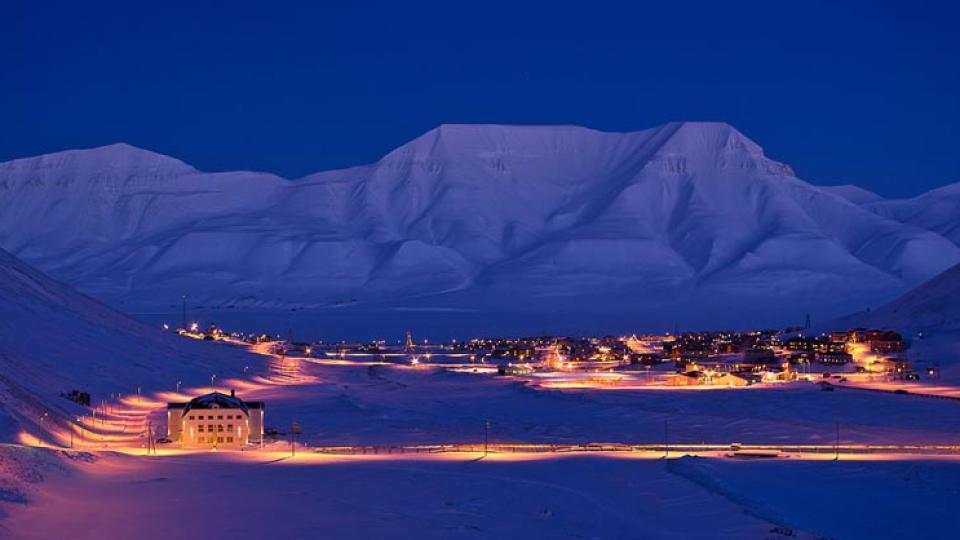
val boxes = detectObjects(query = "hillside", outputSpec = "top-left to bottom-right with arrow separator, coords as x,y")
0,248 -> 256,442
830,262 -> 960,333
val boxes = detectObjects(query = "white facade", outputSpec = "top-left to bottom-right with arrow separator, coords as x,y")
167,392 -> 264,449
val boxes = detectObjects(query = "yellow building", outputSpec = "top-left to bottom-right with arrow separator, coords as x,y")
167,390 -> 264,449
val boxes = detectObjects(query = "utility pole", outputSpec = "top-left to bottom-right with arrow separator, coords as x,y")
834,421 -> 840,461
290,419 -> 300,457
484,419 -> 491,456
663,419 -> 669,459
145,420 -> 153,455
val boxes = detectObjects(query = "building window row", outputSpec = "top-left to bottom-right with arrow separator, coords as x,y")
196,436 -> 235,444
196,424 -> 235,433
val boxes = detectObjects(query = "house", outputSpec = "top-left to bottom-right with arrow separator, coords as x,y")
167,390 -> 264,449
742,348 -> 777,366
813,338 -> 846,353
872,357 -> 913,377
629,353 -> 662,366
717,372 -> 758,387
666,371 -> 707,386
867,330 -> 904,353
817,351 -> 853,365
497,362 -> 534,376
785,336 -> 814,351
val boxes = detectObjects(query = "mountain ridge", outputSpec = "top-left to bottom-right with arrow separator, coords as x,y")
1,122 -> 958,331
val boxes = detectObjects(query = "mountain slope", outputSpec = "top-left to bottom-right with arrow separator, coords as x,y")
865,182 -> 960,247
820,184 -> 885,205
831,262 -> 960,332
0,247 -> 256,442
1,122 -> 957,329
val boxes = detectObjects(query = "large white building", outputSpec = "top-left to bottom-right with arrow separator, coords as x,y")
167,390 -> 264,449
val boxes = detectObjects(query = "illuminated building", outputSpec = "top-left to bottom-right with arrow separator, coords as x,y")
816,351 -> 853,365
167,390 -> 264,449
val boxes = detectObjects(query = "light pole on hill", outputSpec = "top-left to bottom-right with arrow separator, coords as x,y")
38,412 -> 48,447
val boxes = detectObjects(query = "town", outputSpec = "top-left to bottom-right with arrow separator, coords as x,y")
169,320 -> 926,405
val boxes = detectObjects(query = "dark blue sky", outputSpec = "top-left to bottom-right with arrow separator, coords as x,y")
3,1 -> 958,197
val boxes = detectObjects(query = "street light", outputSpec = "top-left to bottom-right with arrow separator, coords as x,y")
38,412 -> 48,447
176,380 -> 182,393
211,374 -> 217,388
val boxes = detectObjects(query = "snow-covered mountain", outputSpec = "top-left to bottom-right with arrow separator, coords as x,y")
0,247 -> 255,442
820,184 -> 885,205
1,122 -> 958,330
863,182 -> 960,247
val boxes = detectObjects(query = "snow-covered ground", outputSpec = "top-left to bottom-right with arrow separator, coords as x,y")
2,451 -> 789,540
219,361 -> 960,448
5,349 -> 960,539
670,456 -> 960,539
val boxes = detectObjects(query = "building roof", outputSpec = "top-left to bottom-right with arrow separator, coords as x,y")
167,391 -> 264,417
